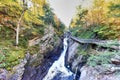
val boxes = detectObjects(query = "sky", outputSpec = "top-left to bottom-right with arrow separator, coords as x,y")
48,0 -> 93,27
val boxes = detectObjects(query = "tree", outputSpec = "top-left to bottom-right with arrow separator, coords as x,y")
70,5 -> 88,28
0,0 -> 46,45
16,9 -> 26,46
42,3 -> 54,25
70,0 -> 120,39
15,0 -> 28,46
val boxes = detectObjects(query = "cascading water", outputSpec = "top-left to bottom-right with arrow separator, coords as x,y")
43,37 -> 74,80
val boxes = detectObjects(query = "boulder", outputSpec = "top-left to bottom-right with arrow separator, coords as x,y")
111,55 -> 120,65
80,65 -> 120,80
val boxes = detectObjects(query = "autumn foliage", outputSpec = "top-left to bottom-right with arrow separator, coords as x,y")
71,0 -> 120,39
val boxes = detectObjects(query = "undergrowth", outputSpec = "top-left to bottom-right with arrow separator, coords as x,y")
0,39 -> 40,70
87,50 -> 120,67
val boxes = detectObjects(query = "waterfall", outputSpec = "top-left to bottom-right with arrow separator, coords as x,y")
43,37 -> 73,80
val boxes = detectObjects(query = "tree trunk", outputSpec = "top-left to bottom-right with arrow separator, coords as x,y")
16,24 -> 19,46
16,11 -> 25,46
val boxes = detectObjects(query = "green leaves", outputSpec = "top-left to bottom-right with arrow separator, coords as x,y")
109,3 -> 120,17
0,46 -> 25,70
87,51 -> 118,67
42,4 -> 54,25
109,4 -> 120,11
93,25 -> 120,39
71,0 -> 120,40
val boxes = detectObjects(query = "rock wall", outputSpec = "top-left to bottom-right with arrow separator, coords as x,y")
67,38 -> 120,80
29,25 -> 60,53
22,40 -> 63,80
21,25 -> 63,80
80,65 -> 120,80
0,25 -> 62,80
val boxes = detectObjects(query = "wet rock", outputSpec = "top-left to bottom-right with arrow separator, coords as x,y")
67,42 -> 79,62
22,40 -> 63,80
52,72 -> 74,80
71,55 -> 83,71
21,25 -> 61,80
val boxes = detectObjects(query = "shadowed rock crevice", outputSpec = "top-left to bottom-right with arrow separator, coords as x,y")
22,39 -> 64,80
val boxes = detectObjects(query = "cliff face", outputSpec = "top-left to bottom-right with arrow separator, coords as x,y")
66,37 -> 120,80
0,24 -> 62,80
80,65 -> 120,80
28,25 -> 60,53
79,52 -> 120,80
21,27 -> 63,80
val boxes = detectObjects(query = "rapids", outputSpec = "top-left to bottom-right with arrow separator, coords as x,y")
43,37 -> 74,80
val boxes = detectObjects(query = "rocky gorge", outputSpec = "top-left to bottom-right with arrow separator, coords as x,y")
1,0 -> 120,80
1,31 -> 120,80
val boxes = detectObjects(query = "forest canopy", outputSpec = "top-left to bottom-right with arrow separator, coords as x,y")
70,0 -> 120,39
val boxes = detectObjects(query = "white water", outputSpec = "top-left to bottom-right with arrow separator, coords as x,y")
43,37 -> 73,80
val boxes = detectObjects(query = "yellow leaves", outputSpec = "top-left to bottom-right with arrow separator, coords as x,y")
0,0 -> 22,18
0,0 -> 17,6
24,11 -> 31,22
90,0 -> 120,39
32,31 -> 37,35
1,0 -> 45,28
112,0 -> 120,4
83,0 -> 112,26
32,0 -> 46,5
36,5 -> 45,16
71,0 -> 120,39
31,0 -> 46,16
93,0 -> 105,7
32,17 -> 43,25
54,15 -> 60,27
70,22 -> 76,28
23,10 -> 43,25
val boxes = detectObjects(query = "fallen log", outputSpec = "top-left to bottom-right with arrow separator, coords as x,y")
70,36 -> 120,50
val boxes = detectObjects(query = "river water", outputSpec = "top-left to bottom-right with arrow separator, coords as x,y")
22,36 -> 80,80
43,37 -> 74,80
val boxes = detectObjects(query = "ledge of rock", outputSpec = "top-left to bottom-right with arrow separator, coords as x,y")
80,65 -> 120,80
111,55 -> 120,65
8,57 -> 27,80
